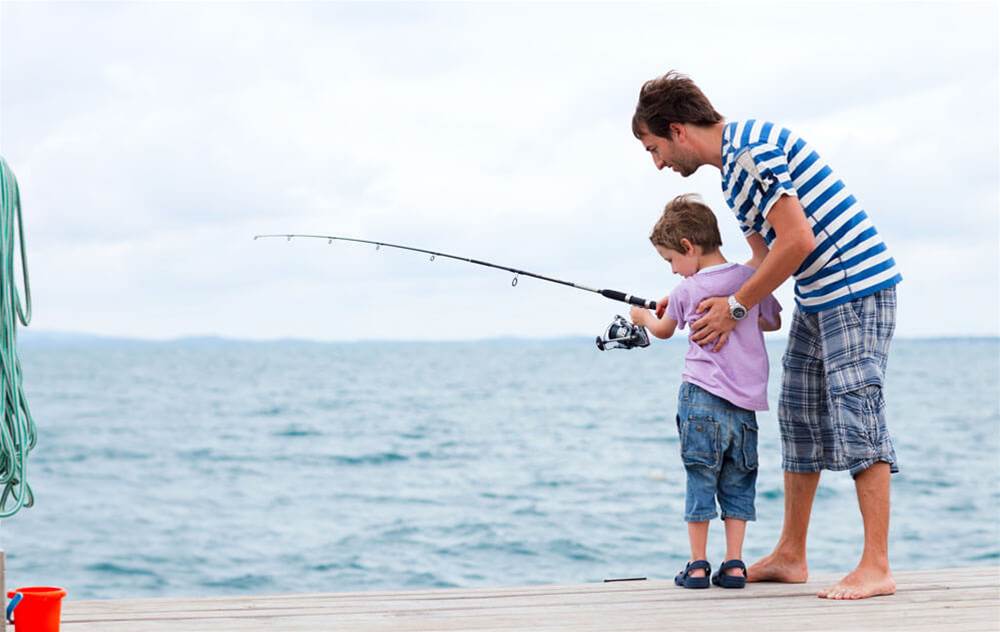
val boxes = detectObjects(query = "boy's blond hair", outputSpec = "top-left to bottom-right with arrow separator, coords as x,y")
649,194 -> 723,254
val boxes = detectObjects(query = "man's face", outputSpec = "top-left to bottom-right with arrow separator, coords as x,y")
637,125 -> 700,177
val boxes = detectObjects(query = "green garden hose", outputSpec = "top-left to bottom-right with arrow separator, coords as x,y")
0,156 -> 35,518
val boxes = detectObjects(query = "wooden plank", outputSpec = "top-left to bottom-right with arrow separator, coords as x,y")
59,567 -> 1000,632
62,570 -> 998,617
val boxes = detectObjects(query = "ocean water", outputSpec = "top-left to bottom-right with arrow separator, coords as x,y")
2,337 -> 998,600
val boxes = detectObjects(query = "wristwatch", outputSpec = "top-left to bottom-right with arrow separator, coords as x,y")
727,295 -> 748,321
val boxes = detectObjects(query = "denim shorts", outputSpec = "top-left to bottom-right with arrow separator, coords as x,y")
676,382 -> 758,523
779,286 -> 898,478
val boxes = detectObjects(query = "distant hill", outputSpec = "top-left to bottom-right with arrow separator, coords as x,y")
15,331 -> 238,347
16,330 -> 128,346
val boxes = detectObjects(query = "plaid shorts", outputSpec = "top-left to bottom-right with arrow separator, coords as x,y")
779,286 -> 898,477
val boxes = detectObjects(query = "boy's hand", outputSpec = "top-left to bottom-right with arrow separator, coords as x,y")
630,305 -> 649,326
655,295 -> 669,318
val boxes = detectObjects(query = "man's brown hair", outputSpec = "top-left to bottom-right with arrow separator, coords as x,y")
649,194 -> 722,254
632,70 -> 723,139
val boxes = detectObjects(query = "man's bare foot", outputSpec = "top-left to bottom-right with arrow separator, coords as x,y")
818,565 -> 896,600
746,551 -> 808,583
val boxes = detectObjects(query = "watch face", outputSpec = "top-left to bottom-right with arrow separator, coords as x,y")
732,306 -> 748,320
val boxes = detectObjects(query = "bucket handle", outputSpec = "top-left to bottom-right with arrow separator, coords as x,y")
6,592 -> 22,624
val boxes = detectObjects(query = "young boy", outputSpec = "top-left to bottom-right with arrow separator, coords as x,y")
630,194 -> 781,589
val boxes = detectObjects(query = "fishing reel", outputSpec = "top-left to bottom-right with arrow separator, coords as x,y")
595,315 -> 650,351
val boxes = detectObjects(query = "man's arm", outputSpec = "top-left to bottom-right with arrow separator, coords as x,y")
732,196 -> 815,309
691,195 -> 814,348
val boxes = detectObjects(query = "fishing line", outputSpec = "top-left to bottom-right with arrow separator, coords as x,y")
254,233 -> 658,309
255,233 -> 658,350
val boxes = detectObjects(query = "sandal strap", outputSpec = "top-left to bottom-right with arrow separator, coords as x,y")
686,560 -> 712,575
719,559 -> 747,576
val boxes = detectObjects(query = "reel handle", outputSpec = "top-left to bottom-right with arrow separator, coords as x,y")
599,290 -> 657,310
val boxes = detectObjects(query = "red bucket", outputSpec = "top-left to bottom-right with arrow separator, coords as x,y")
7,587 -> 67,632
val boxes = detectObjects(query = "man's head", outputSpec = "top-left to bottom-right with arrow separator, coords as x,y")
632,71 -> 723,177
649,194 -> 722,277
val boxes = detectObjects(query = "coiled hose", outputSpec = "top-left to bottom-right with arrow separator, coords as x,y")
0,156 -> 35,518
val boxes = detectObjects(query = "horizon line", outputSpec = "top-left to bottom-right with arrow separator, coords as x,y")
16,329 -> 1000,346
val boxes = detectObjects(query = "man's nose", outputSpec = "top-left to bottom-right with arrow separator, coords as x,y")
653,155 -> 665,170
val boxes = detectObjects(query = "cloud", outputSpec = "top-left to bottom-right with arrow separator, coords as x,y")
1,2 -> 996,339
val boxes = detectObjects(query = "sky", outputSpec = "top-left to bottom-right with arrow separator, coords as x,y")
1,1 -> 997,341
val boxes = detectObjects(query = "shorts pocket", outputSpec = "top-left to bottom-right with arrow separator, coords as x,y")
679,415 -> 720,468
741,417 -> 759,470
826,357 -> 884,396
834,385 -> 884,461
847,295 -> 867,327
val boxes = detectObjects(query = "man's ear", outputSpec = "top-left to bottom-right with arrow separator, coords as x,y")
680,238 -> 695,255
669,122 -> 686,142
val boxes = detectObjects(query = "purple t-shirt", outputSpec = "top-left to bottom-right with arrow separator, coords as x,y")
666,262 -> 781,411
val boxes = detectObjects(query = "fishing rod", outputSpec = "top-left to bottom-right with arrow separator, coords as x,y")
254,233 -> 655,350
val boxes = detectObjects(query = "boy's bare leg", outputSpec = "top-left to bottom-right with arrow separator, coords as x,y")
723,518 -> 747,575
687,521 -> 709,577
819,462 -> 896,599
747,471 -> 818,582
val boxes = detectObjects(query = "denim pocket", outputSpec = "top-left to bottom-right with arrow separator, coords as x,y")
680,415 -> 720,468
740,416 -> 759,470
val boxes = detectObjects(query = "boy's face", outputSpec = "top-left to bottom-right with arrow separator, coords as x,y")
655,243 -> 698,278
637,124 -> 700,177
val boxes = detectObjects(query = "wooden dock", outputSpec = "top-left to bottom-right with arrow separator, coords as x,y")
60,566 -> 999,631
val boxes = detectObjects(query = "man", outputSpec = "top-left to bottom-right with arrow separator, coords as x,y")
632,71 -> 902,600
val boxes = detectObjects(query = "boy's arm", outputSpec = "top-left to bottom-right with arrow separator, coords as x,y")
745,232 -> 770,269
758,292 -> 783,332
630,305 -> 677,339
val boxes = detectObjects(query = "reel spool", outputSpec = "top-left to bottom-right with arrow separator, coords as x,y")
595,315 -> 650,351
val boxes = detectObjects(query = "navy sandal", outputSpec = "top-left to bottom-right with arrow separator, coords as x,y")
712,559 -> 747,589
674,560 -> 711,589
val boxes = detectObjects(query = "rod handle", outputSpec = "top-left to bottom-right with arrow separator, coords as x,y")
600,289 -> 657,310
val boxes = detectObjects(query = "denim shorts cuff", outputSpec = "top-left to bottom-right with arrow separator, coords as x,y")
684,512 -> 718,523
782,458 -> 822,473
849,457 -> 900,479
721,512 -> 756,522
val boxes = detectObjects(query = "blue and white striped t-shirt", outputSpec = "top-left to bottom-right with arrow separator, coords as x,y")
720,120 -> 902,313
